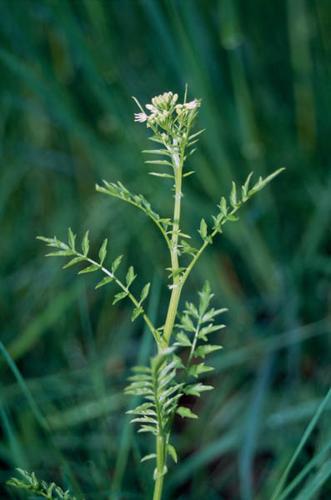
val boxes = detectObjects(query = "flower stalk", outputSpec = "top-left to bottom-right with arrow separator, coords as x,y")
162,149 -> 184,349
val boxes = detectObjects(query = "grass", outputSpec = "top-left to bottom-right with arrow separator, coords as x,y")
0,0 -> 330,498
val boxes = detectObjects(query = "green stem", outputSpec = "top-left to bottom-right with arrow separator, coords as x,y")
162,147 -> 184,348
152,353 -> 167,500
153,474 -> 164,500
153,143 -> 185,500
181,204 -> 242,289
153,435 -> 166,500
188,315 -> 202,365
162,284 -> 182,349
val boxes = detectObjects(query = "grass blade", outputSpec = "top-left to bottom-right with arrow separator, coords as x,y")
270,387 -> 331,499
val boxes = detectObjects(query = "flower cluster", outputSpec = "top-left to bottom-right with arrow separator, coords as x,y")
134,91 -> 200,131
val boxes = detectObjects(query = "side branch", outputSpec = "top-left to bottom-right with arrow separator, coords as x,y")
182,167 -> 286,287
82,254 -> 160,343
37,234 -> 160,344
96,181 -> 172,252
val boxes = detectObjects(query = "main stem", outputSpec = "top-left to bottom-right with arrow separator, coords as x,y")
153,145 -> 183,500
153,436 -> 165,500
162,146 -> 183,348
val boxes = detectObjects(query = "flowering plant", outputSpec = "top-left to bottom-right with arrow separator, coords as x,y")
9,90 -> 283,500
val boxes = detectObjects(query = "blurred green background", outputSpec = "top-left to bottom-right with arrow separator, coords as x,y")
1,0 -> 330,498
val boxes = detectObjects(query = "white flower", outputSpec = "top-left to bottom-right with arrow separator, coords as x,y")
152,92 -> 171,108
134,91 -> 201,128
150,92 -> 178,110
147,112 -> 158,125
146,104 -> 158,113
175,99 -> 201,116
134,112 -> 148,123
185,99 -> 200,110
171,93 -> 178,106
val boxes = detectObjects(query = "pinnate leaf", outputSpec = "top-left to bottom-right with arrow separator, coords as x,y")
98,238 -> 108,265
184,383 -> 214,397
82,230 -> 89,256
111,255 -> 123,273
198,218 -> 208,239
95,276 -> 113,289
46,250 -> 73,257
131,306 -> 143,322
175,332 -> 191,347
126,266 -> 136,287
141,453 -> 156,463
194,344 -> 223,359
78,264 -> 99,274
168,444 -> 178,463
219,196 -> 227,216
62,256 -> 85,269
188,363 -> 214,378
230,181 -> 237,208
112,291 -> 128,304
68,227 -> 76,249
140,283 -> 150,303
176,406 -> 198,419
